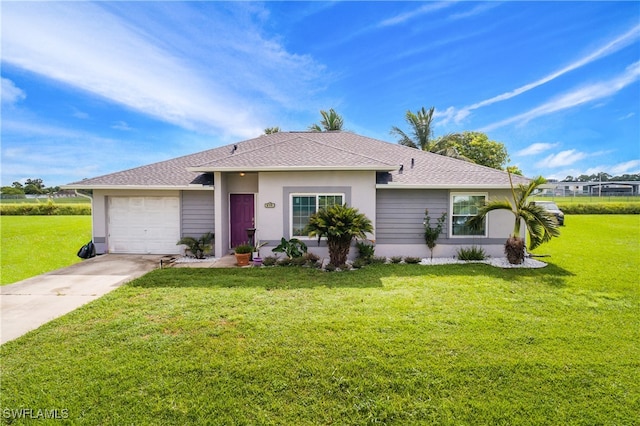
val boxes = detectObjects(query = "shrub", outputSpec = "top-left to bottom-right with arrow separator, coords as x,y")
272,237 -> 307,258
324,263 -> 337,272
355,240 -> 375,262
302,252 -> 321,268
404,256 -> 421,264
177,232 -> 214,259
457,245 -> 487,261
423,209 -> 446,260
370,256 -> 387,265
277,258 -> 292,267
233,243 -> 253,254
558,202 -> 640,214
291,256 -> 308,267
0,203 -> 90,215
390,256 -> 403,264
352,258 -> 368,269
262,256 -> 277,266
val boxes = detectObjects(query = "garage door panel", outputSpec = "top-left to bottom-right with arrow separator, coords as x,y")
108,196 -> 180,254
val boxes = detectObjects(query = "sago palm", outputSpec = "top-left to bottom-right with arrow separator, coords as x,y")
306,204 -> 373,267
468,174 -> 560,264
177,232 -> 214,259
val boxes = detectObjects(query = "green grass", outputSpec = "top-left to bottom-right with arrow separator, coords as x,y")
0,196 -> 91,204
1,216 -> 639,424
533,195 -> 640,203
0,216 -> 92,285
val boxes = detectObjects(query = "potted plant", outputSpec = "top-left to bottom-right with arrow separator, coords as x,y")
233,243 -> 253,266
252,241 -> 268,258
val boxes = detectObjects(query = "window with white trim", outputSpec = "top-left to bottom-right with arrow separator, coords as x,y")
451,193 -> 487,236
291,194 -> 343,237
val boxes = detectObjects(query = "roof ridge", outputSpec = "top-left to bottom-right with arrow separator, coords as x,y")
190,133 -> 305,168
193,132 -> 398,168
293,133 -> 398,167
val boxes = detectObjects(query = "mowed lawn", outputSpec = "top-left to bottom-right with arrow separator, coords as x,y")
1,216 -> 92,285
1,216 -> 638,424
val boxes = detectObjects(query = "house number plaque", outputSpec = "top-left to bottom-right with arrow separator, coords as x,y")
264,202 -> 276,208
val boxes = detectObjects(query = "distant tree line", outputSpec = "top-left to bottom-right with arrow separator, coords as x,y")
562,173 -> 640,182
0,179 -> 64,197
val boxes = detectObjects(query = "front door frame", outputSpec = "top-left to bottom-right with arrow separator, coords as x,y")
229,193 -> 256,249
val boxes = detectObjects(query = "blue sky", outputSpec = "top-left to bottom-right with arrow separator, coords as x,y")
2,1 -> 639,187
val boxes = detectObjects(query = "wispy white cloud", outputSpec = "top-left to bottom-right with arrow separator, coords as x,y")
481,61 -> 640,131
619,112 -> 636,120
437,24 -> 640,125
72,109 -> 90,120
1,119 -> 174,185
1,78 -> 26,105
609,159 -> 640,175
378,2 -> 454,27
111,121 -> 132,131
536,149 -> 588,168
449,2 -> 501,20
515,142 -> 559,157
2,2 -> 326,139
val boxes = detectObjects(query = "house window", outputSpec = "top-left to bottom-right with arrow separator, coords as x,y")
291,194 -> 343,237
451,193 -> 487,236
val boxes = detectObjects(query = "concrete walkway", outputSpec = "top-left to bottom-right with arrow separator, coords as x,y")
0,254 -> 162,345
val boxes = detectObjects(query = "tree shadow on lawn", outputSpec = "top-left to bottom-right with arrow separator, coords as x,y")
130,262 -> 574,290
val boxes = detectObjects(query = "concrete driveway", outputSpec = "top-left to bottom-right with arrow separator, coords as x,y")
1,254 -> 162,345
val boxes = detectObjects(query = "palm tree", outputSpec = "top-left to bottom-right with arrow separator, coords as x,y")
309,108 -> 344,131
264,127 -> 280,134
390,106 -> 435,149
306,204 -> 373,267
177,232 -> 214,259
390,107 -> 469,160
468,174 -> 560,264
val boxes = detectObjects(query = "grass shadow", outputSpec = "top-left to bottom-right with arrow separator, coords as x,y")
130,261 -> 575,290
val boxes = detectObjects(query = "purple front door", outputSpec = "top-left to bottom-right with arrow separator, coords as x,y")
230,194 -> 255,248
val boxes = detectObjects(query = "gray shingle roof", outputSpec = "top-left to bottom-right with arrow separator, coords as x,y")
65,131 -> 529,188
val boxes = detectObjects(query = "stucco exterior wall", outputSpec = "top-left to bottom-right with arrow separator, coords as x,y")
256,170 -> 377,246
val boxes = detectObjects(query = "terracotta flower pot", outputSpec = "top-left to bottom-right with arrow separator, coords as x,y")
235,253 -> 251,267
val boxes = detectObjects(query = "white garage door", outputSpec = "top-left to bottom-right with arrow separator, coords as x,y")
108,197 -> 180,254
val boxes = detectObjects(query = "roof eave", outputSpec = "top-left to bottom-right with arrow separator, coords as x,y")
376,183 -> 520,190
61,184 -> 214,191
188,165 -> 397,173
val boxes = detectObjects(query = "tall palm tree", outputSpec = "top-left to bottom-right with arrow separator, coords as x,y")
390,106 -> 467,159
309,108 -> 344,131
468,174 -> 560,264
390,106 -> 435,150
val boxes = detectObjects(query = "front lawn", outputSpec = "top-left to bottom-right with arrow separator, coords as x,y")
1,216 -> 92,285
1,216 -> 638,424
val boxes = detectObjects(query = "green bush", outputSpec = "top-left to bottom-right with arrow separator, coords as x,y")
0,203 -> 91,215
262,256 -> 278,266
355,240 -> 375,262
557,202 -> 640,214
404,256 -> 421,264
351,258 -> 368,269
390,256 -> 403,264
457,246 -> 487,261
